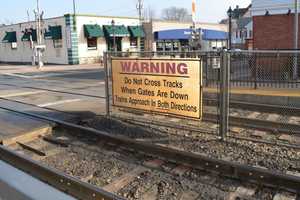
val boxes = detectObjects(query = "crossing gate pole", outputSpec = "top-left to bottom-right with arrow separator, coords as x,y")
104,52 -> 110,117
219,50 -> 230,140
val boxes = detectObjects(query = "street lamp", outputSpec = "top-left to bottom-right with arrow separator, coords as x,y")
111,20 -> 116,52
227,6 -> 233,50
72,0 -> 77,30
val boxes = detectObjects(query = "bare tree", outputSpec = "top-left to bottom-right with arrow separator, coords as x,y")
161,7 -> 191,22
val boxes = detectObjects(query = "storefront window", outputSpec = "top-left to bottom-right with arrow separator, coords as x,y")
87,37 -> 97,50
156,41 -> 164,51
130,37 -> 137,47
180,40 -> 189,51
173,41 -> 179,51
165,41 -> 172,51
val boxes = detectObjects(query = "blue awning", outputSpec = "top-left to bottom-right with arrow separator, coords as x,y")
202,29 -> 228,40
155,29 -> 195,40
155,29 -> 228,41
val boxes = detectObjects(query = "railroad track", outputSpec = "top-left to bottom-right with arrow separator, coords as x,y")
1,88 -> 300,148
118,105 -> 300,141
1,82 -> 300,133
0,106 -> 299,199
0,82 -> 299,116
204,98 -> 300,117
204,113 -> 300,135
0,86 -> 299,151
116,115 -> 300,150
0,82 -> 106,99
0,87 -> 299,137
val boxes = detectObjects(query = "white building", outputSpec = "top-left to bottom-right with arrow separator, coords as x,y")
229,5 -> 253,49
0,14 -> 143,65
0,14 -> 228,65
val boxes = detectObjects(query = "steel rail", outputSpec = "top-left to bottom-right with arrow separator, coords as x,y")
115,115 -> 300,150
0,97 -> 79,118
0,106 -> 300,193
1,81 -> 299,117
0,145 -> 123,200
0,83 -> 106,99
117,107 -> 300,135
203,113 -> 300,135
204,98 -> 300,116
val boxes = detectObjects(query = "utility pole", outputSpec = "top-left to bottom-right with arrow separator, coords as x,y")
73,0 -> 76,15
294,0 -> 299,79
136,0 -> 143,51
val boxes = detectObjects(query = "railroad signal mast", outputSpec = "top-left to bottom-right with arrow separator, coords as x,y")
33,0 -> 45,69
189,0 -> 201,51
136,0 -> 144,51
24,28 -> 34,49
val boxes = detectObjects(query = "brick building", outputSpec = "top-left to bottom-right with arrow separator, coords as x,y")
252,0 -> 300,50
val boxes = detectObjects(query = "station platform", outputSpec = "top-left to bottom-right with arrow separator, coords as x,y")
0,160 -> 75,200
204,87 -> 300,107
0,109 -> 52,146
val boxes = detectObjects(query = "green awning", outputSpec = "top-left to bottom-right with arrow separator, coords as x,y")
128,26 -> 145,38
2,31 -> 17,43
21,29 -> 37,42
44,26 -> 62,40
103,25 -> 130,37
84,24 -> 104,38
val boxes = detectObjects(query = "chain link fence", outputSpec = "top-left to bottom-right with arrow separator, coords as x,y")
205,50 -> 300,89
226,50 -> 300,148
100,50 -> 300,187
103,51 -> 222,139
103,50 -> 300,142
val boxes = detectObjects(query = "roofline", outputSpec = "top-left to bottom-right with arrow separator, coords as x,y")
151,19 -> 226,26
0,16 -> 65,29
68,13 -> 139,20
154,28 -> 228,33
0,14 -> 139,29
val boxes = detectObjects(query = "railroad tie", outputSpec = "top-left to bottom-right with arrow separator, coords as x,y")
273,192 -> 297,200
227,186 -> 256,200
103,167 -> 147,193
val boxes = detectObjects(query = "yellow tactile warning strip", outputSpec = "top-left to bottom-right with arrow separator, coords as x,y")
204,87 -> 300,97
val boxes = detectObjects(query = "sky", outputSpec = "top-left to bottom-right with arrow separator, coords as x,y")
1,0 -> 251,24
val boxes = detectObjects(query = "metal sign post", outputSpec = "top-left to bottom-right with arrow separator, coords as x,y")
104,52 -> 110,117
294,0 -> 299,79
219,50 -> 230,140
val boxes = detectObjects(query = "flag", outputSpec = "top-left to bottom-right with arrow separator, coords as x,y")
192,0 -> 196,23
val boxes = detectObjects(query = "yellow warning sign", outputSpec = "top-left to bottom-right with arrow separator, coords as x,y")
111,58 -> 202,119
